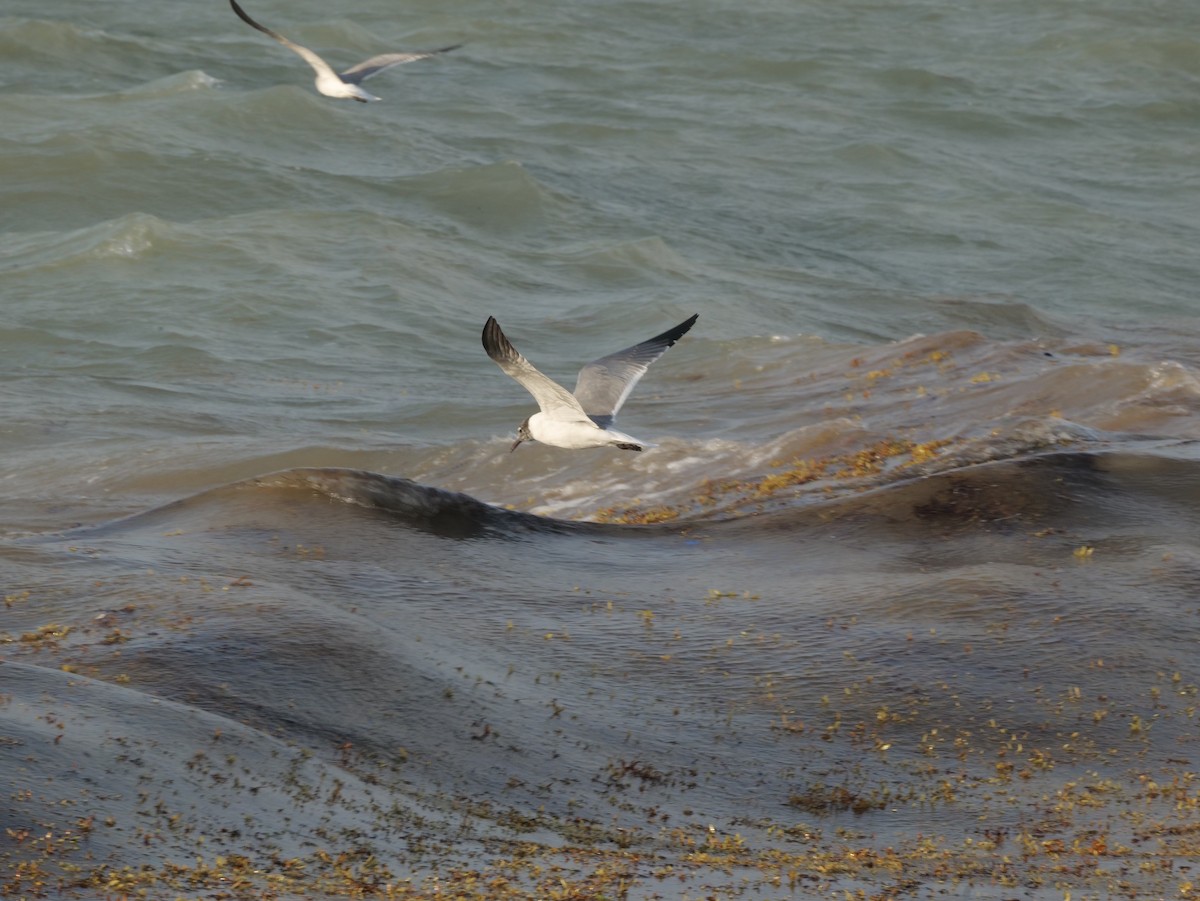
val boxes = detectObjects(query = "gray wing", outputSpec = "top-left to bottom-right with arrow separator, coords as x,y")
573,314 -> 698,427
483,317 -> 590,422
229,0 -> 341,82
340,44 -> 463,84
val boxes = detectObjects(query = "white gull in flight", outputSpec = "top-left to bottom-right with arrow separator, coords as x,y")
229,0 -> 460,103
482,314 -> 698,452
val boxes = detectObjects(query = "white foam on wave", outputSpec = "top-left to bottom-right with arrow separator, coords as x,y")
0,212 -> 170,272
117,70 -> 222,98
87,212 -> 171,260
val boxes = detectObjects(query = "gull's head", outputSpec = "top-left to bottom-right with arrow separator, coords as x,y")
510,418 -> 533,452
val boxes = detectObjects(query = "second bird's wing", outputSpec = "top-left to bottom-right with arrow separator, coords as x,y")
340,45 -> 462,84
572,314 -> 698,427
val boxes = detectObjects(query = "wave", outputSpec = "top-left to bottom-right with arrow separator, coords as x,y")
114,69 -> 221,99
82,467 -> 593,541
31,322 -> 1200,538
0,18 -> 149,62
64,427 -> 1200,554
9,436 -> 1200,901
404,160 -> 559,235
0,212 -> 174,271
247,467 -> 586,537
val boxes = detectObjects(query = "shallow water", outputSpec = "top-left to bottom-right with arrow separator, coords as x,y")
3,0 -> 1200,896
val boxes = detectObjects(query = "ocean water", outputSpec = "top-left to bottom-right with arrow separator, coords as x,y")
3,0 -> 1200,897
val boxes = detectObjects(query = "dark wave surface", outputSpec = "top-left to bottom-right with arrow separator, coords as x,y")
4,452 -> 1200,898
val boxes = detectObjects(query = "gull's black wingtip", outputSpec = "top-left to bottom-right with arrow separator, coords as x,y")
656,312 -> 699,348
229,0 -> 271,35
229,0 -> 254,26
482,316 -> 511,363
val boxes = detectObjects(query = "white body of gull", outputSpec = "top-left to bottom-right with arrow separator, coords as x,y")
229,0 -> 460,102
482,314 -> 698,452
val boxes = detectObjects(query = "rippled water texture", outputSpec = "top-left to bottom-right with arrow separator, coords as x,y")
3,0 -> 1200,897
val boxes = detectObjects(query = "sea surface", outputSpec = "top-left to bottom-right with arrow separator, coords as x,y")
3,0 -> 1200,897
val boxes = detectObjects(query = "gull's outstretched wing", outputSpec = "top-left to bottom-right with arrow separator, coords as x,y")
573,314 -> 698,427
483,317 -> 590,422
340,45 -> 463,85
229,0 -> 341,83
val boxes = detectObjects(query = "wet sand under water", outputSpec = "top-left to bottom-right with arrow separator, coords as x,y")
3,450 -> 1200,899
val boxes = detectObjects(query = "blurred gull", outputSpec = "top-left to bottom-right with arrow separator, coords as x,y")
482,314 -> 699,452
229,0 -> 460,102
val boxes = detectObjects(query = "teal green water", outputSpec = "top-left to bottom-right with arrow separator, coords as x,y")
3,0 -> 1200,896
3,0 -> 1200,520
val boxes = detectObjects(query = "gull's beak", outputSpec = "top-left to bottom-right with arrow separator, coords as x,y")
510,436 -> 525,453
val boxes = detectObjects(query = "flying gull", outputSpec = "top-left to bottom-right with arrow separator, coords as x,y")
229,0 -> 460,102
482,314 -> 698,452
